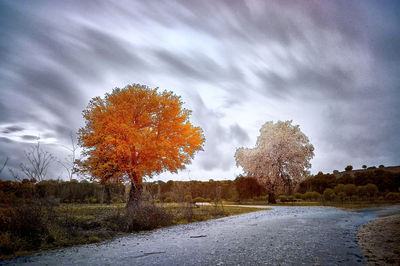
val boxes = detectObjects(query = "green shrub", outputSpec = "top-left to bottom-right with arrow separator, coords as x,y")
62,198 -> 70,204
304,192 -> 320,201
295,193 -> 303,199
344,184 -> 357,197
366,184 -> 378,198
112,197 -> 121,203
194,196 -> 205,202
87,236 -> 100,243
334,184 -> 345,194
164,197 -> 173,203
184,195 -> 192,202
304,192 -> 313,201
278,195 -> 287,202
286,195 -> 295,202
253,195 -> 268,201
89,197 -> 97,204
323,188 -> 335,201
350,195 -> 358,201
312,192 -> 321,201
337,192 -> 346,202
385,192 -> 400,201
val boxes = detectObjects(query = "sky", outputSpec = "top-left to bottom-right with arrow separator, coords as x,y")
0,0 -> 399,182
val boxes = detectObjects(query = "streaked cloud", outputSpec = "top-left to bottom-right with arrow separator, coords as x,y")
0,0 -> 399,181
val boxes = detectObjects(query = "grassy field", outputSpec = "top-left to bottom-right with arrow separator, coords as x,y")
0,202 -> 265,259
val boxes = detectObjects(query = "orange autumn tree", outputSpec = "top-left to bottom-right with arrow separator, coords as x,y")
78,84 -> 204,209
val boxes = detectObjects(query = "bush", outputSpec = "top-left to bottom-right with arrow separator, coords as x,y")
194,196 -> 205,202
89,197 -> 97,204
312,192 -> 321,201
344,184 -> 357,197
304,192 -> 321,201
253,195 -> 268,201
295,193 -> 303,199
385,192 -> 400,201
286,195 -> 295,202
303,192 -> 313,201
337,192 -> 346,202
184,195 -> 192,202
350,195 -> 358,201
323,188 -> 335,201
0,232 -> 18,255
164,197 -> 173,203
180,205 -> 194,222
278,195 -> 287,202
0,200 -> 56,255
345,165 -> 353,171
334,184 -> 345,194
366,183 -> 378,198
112,197 -> 120,203
126,203 -> 173,231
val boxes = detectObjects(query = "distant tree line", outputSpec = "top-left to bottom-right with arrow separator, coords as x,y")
0,179 -> 125,204
0,176 -> 268,204
1,168 -> 399,205
297,169 -> 400,194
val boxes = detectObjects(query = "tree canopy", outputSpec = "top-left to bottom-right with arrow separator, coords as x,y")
235,120 -> 314,202
78,84 -> 204,204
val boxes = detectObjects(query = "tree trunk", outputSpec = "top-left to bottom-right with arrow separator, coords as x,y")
268,192 -> 276,204
105,184 -> 111,205
126,172 -> 143,210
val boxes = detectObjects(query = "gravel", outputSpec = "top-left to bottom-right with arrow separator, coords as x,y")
5,206 -> 399,266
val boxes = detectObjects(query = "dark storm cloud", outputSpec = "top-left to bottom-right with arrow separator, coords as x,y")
20,135 -> 39,141
2,126 -> 24,134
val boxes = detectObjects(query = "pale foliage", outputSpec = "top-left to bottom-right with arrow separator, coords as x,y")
235,121 -> 314,194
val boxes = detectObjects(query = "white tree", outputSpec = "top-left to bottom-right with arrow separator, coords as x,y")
235,121 -> 314,203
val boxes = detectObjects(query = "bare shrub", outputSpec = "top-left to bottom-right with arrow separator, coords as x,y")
20,141 -> 55,182
126,203 -> 173,231
180,204 -> 194,222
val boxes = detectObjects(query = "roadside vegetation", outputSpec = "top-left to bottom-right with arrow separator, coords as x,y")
0,179 -> 263,259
